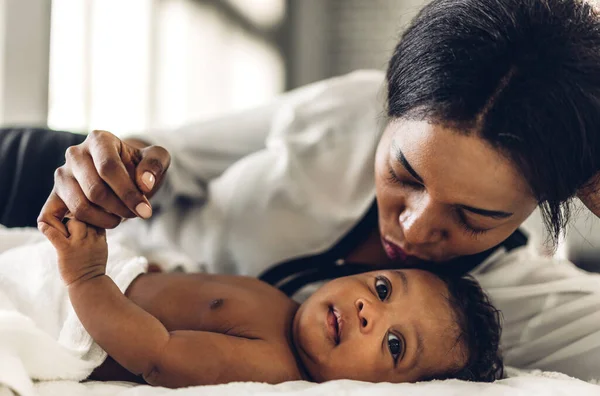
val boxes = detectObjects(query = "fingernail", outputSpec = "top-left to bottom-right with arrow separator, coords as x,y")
135,203 -> 152,219
142,172 -> 155,190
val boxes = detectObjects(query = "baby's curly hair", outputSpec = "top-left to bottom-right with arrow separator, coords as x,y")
425,274 -> 504,382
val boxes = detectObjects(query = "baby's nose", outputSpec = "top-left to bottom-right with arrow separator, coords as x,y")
355,298 -> 378,334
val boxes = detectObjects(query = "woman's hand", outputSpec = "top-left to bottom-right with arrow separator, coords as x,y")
37,130 -> 171,236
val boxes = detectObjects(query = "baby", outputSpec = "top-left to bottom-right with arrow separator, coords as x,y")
36,218 -> 503,387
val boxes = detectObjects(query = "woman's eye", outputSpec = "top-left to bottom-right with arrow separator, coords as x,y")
387,333 -> 403,362
375,277 -> 390,301
386,166 -> 422,189
456,210 -> 490,238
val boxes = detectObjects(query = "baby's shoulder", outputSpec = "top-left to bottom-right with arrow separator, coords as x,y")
216,276 -> 299,337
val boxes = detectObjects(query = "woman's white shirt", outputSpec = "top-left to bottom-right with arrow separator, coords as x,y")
120,70 -> 387,276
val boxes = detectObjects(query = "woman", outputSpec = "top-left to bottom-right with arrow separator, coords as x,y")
8,0 -> 600,380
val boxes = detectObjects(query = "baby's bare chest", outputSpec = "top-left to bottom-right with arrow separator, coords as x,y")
125,273 -> 297,338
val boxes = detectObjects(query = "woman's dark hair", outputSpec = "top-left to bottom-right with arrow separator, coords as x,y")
427,274 -> 504,382
386,0 -> 600,246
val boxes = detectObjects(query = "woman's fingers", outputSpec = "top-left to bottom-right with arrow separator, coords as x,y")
88,130 -> 153,219
39,130 -> 169,229
135,145 -> 171,197
67,146 -> 135,219
53,166 -> 121,229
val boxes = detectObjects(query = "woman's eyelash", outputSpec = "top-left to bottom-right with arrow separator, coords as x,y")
456,210 -> 488,238
386,166 -> 401,184
387,166 -> 421,188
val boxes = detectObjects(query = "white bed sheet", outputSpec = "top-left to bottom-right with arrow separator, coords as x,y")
24,369 -> 600,396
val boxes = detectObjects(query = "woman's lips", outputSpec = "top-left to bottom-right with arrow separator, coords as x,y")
326,306 -> 341,345
382,238 -> 408,261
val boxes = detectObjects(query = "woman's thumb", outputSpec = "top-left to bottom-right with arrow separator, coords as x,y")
135,145 -> 171,196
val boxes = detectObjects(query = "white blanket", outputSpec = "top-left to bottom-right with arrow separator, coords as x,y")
0,226 -> 148,396
29,369 -> 600,396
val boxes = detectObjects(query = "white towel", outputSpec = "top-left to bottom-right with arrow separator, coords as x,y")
0,226 -> 148,396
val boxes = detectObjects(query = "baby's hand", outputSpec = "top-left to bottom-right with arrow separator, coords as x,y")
38,218 -> 108,286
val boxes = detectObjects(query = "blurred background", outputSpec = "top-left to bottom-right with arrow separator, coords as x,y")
5,0 -> 425,133
1,0 -> 599,269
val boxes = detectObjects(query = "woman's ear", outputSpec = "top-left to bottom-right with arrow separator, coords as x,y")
577,172 -> 600,218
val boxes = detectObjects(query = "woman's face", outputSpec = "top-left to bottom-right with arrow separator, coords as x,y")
375,118 -> 537,262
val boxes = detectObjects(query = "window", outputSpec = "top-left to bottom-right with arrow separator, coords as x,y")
48,0 -> 285,135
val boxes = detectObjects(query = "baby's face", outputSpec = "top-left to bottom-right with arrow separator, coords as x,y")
293,269 -> 466,383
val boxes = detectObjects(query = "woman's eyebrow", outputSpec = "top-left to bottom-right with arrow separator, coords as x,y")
393,145 -> 424,183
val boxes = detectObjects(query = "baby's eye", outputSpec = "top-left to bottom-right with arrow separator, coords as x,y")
387,333 -> 403,362
375,276 -> 390,301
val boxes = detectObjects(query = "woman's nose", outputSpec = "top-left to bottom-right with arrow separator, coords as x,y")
355,298 -> 379,334
399,194 -> 445,245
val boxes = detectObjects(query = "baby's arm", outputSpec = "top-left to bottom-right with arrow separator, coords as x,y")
39,219 -> 286,387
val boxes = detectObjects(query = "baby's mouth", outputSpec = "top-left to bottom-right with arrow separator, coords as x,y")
327,306 -> 342,345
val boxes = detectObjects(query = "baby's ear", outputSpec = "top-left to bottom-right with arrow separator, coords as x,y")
38,222 -> 69,249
